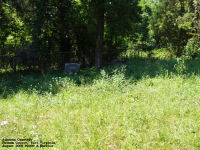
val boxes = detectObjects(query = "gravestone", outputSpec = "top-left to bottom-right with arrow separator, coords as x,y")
65,63 -> 80,74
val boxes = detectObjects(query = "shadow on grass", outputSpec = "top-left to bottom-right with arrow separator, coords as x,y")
123,57 -> 200,81
1,57 -> 200,98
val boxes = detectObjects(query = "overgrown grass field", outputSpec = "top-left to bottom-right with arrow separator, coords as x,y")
1,57 -> 200,149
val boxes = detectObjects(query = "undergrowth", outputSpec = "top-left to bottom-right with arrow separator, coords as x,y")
1,57 -> 200,149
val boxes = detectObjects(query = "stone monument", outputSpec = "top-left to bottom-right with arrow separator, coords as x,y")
65,63 -> 80,75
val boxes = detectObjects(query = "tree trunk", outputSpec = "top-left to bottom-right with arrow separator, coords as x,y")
95,0 -> 104,69
188,0 -> 194,13
179,0 -> 185,16
58,0 -> 72,67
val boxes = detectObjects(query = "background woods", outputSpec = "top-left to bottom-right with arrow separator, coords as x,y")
0,0 -> 140,71
0,0 -> 199,71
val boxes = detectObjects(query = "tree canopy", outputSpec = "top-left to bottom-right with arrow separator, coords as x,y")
0,0 -> 199,71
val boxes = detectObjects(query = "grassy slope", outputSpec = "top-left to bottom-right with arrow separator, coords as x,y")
0,58 -> 200,149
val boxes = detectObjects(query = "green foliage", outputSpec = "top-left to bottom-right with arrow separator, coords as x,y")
149,0 -> 187,57
185,37 -> 200,58
174,57 -> 187,75
152,48 -> 175,59
1,57 -> 200,149
0,0 -> 200,70
0,0 -> 142,70
177,13 -> 195,31
1,1 -> 200,148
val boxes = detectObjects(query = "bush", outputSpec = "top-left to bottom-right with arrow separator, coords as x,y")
185,37 -> 200,59
174,57 -> 187,75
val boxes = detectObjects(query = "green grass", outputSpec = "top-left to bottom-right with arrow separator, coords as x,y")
1,57 -> 200,149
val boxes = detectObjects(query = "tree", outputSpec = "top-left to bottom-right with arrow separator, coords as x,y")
0,0 -> 141,71
149,0 -> 190,57
94,0 -> 105,69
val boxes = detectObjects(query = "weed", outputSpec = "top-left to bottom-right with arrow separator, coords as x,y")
1,57 -> 200,149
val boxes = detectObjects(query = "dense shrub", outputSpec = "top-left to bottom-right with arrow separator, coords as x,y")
185,37 -> 200,59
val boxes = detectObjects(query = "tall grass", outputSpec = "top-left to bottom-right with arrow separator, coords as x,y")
1,57 -> 200,149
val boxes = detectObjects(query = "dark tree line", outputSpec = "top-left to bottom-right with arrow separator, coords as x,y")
0,0 -> 140,71
0,0 -> 199,72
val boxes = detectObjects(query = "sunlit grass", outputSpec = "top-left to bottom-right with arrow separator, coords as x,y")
1,58 -> 200,149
